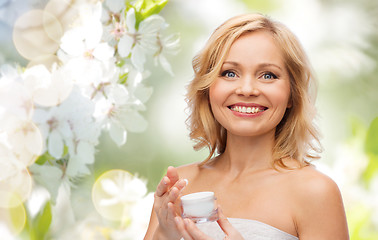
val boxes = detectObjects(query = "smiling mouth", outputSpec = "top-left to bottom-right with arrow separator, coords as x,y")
228,105 -> 268,114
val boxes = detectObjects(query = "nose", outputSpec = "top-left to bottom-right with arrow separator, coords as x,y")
235,77 -> 260,97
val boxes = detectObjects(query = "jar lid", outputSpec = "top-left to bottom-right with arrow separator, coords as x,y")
181,191 -> 214,204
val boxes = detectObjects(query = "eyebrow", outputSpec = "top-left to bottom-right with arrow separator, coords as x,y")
222,61 -> 283,71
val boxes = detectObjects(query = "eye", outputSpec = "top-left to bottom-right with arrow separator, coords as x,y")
262,72 -> 278,80
221,70 -> 237,78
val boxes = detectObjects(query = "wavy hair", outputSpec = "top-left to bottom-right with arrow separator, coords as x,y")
185,13 -> 322,168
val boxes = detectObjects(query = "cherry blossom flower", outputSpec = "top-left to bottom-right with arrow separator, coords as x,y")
92,66 -> 151,146
99,173 -> 147,207
33,87 -> 100,177
58,3 -> 115,90
0,0 -> 178,237
154,32 -> 180,76
118,8 -> 165,71
92,170 -> 148,223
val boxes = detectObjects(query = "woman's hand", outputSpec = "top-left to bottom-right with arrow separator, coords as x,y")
175,207 -> 244,240
153,166 -> 187,239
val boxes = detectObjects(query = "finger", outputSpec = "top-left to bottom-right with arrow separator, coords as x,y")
167,166 -> 180,186
173,178 -> 188,194
217,206 -> 235,235
175,217 -> 193,240
185,218 -> 213,239
155,176 -> 170,197
167,202 -> 177,218
176,178 -> 188,191
168,186 -> 180,203
217,207 -> 243,239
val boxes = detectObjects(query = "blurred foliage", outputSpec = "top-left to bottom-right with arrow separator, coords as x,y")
343,116 -> 378,239
348,204 -> 378,240
20,201 -> 52,240
364,117 -> 378,185
237,0 -> 281,12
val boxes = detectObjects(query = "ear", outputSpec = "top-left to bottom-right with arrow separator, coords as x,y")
287,96 -> 293,108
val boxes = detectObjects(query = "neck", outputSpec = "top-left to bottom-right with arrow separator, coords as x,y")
216,130 -> 276,176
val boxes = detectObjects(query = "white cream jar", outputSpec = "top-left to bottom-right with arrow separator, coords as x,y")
181,191 -> 218,223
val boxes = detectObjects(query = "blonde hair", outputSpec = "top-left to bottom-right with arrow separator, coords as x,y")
185,13 -> 322,168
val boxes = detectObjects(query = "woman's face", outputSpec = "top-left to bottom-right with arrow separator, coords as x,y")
209,30 -> 291,138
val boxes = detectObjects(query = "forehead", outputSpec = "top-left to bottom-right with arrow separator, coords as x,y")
223,30 -> 285,68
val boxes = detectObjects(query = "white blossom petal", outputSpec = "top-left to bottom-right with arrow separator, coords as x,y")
66,154 -> 91,177
92,43 -> 114,62
105,0 -> 125,13
48,130 -> 64,159
131,45 -> 146,71
125,8 -> 136,34
119,111 -> 147,132
139,15 -> 164,34
135,83 -> 153,103
109,121 -> 127,146
99,197 -> 120,206
109,84 -> 129,104
60,28 -> 86,57
76,141 -> 95,165
101,178 -> 120,196
118,35 -> 133,58
84,20 -> 103,50
127,177 -> 147,199
23,64 -> 52,92
158,54 -> 174,76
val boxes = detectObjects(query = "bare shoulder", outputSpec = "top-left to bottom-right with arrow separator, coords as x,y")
287,165 -> 349,239
176,162 -> 201,181
289,165 -> 340,195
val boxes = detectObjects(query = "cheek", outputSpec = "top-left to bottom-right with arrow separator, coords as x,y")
272,84 -> 291,108
209,82 -> 224,106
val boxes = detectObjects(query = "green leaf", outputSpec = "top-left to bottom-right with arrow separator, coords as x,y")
35,152 -> 52,165
34,201 -> 52,239
119,72 -> 129,84
141,0 -> 168,18
132,0 -> 168,28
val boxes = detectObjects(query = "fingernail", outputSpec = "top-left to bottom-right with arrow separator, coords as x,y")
163,177 -> 168,185
184,218 -> 189,226
183,178 -> 188,186
174,216 -> 180,224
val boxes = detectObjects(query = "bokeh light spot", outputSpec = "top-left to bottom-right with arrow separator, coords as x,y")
92,169 -> 146,222
0,194 -> 26,236
27,54 -> 60,70
45,0 -> 81,33
12,9 -> 61,61
6,119 -> 44,166
0,164 -> 33,208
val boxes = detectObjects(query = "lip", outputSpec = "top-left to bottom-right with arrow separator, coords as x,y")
228,102 -> 267,108
227,102 -> 268,118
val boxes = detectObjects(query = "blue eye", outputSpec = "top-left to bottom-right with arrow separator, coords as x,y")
262,72 -> 277,80
221,70 -> 236,78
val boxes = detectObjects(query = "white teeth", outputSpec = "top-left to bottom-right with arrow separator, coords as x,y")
231,106 -> 263,114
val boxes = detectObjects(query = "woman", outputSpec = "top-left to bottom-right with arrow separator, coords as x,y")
144,13 -> 349,239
